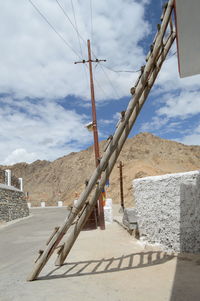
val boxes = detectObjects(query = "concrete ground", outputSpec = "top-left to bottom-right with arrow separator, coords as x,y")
0,206 -> 200,301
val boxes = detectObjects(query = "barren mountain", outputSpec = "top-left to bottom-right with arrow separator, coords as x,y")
2,132 -> 200,207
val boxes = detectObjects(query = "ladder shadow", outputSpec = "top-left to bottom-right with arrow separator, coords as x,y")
39,251 -> 174,280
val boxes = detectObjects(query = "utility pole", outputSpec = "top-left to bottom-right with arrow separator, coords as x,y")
118,161 -> 124,211
75,39 -> 106,230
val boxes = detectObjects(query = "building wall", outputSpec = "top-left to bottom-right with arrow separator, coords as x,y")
0,184 -> 29,222
133,170 -> 200,253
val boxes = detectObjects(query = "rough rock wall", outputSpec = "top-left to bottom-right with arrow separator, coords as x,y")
133,170 -> 200,253
0,184 -> 29,222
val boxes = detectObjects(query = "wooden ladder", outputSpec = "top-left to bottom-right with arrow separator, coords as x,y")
27,0 -> 176,281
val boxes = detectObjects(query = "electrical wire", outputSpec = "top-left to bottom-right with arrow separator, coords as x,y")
89,0 -> 94,46
55,0 -> 88,50
55,0 -> 91,91
101,53 -> 177,73
103,65 -> 141,73
54,0 -> 110,101
55,0 -> 96,60
28,0 -> 81,59
55,0 -> 83,45
54,0 -> 121,101
99,63 -> 121,99
166,51 -> 177,60
93,75 -> 109,101
54,1 -> 113,101
70,0 -> 89,91
29,0 -> 124,101
70,0 -> 84,58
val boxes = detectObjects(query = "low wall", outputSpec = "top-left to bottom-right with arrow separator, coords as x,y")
0,184 -> 29,222
133,170 -> 200,253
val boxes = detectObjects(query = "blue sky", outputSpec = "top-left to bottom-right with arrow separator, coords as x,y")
0,0 -> 200,164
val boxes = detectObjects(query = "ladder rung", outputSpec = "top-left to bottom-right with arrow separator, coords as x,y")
35,250 -> 44,263
46,227 -> 60,245
57,244 -> 64,255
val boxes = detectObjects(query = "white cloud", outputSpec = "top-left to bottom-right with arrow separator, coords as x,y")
143,50 -> 200,138
113,112 -> 121,120
2,0 -> 200,164
0,97 -> 92,164
157,91 -> 200,118
180,134 -> 200,146
0,0 -> 149,101
156,53 -> 200,94
140,116 -> 169,132
3,149 -> 37,165
0,0 -> 152,164
178,124 -> 200,146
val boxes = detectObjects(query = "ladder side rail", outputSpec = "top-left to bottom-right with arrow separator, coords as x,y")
64,0 -> 174,219
56,31 -> 176,266
27,32 -> 164,281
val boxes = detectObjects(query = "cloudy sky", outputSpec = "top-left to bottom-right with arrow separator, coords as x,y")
0,0 -> 200,165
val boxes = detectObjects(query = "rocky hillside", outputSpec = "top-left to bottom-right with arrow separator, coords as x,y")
2,132 -> 200,207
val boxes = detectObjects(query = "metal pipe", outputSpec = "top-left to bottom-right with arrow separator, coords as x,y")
118,161 -> 124,210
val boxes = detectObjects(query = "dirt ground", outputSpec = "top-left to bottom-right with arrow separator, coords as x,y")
0,206 -> 200,301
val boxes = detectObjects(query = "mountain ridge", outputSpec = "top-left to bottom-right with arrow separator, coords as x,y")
2,132 -> 200,207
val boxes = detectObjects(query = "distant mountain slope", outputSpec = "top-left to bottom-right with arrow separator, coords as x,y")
2,132 -> 200,207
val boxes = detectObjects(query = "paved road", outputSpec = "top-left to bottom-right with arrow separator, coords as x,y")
0,207 -> 200,301
0,208 -> 68,265
0,208 -> 69,300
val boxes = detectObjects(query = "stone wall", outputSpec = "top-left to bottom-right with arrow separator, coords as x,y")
0,184 -> 29,222
133,170 -> 200,253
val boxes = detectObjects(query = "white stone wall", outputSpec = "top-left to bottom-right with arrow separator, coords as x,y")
104,198 -> 113,223
133,170 -> 200,253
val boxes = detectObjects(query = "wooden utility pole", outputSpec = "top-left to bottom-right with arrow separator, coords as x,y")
118,161 -> 124,210
75,39 -> 106,230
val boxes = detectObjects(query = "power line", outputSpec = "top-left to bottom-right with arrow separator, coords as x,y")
70,0 -> 84,57
28,0 -> 81,59
89,0 -> 94,45
55,0 -> 82,44
93,75 -> 109,101
103,65 -> 141,73
101,53 -> 177,74
55,0 -> 88,51
166,51 -> 177,60
29,0 -> 124,100
55,0 -> 122,98
55,0 -> 97,61
55,1 -> 97,61
54,0 -> 112,102
98,63 -> 121,99
70,0 -> 89,91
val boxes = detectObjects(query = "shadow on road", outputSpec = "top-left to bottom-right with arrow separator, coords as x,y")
170,173 -> 200,301
170,254 -> 200,301
39,251 -> 174,280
